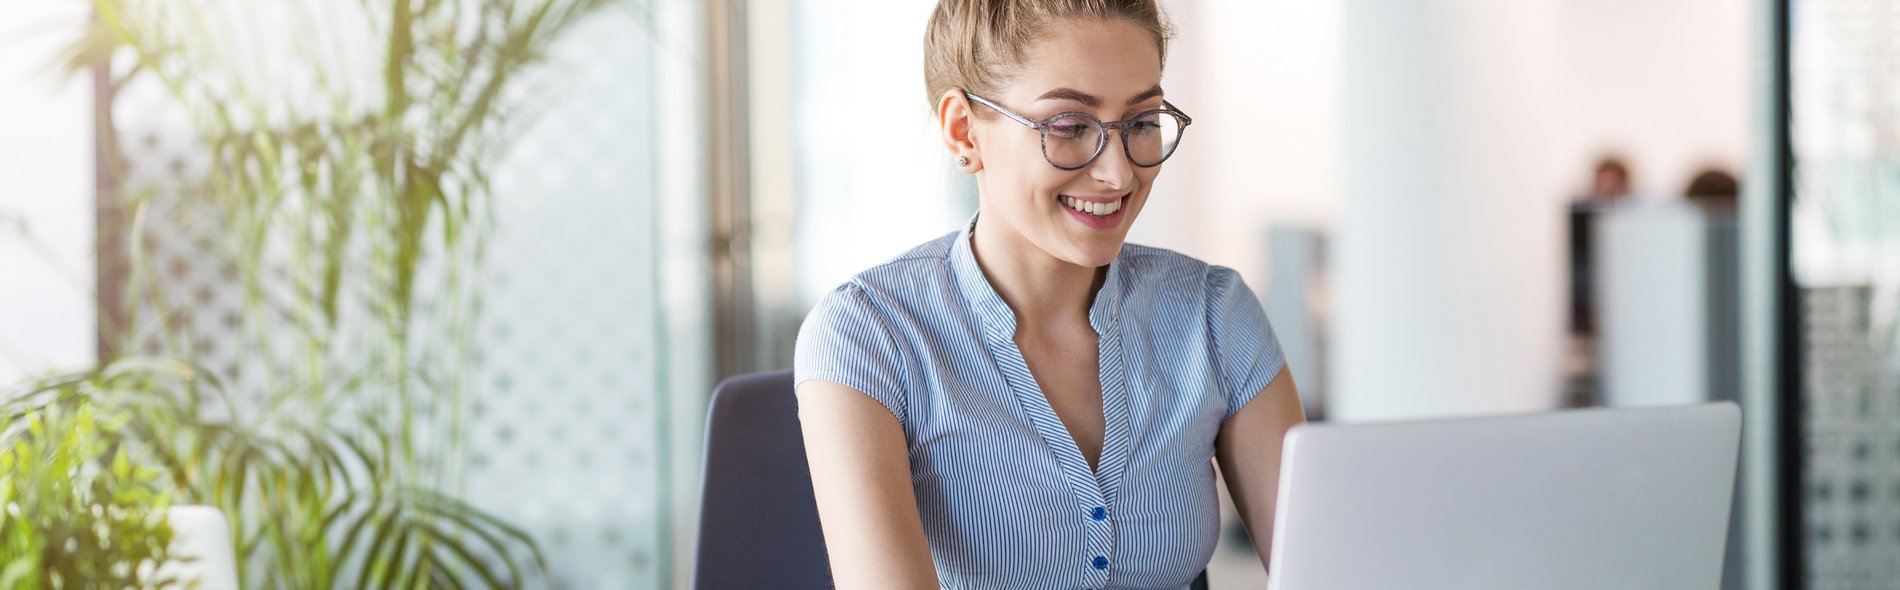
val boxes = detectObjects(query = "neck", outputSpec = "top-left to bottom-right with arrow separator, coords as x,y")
970,214 -> 1108,334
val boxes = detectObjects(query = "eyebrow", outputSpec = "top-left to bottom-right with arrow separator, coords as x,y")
1035,84 -> 1166,108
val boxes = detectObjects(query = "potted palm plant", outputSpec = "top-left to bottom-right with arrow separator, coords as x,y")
1,0 -> 617,586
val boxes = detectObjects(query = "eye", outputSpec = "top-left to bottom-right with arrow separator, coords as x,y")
1044,115 -> 1095,140
1127,114 -> 1165,135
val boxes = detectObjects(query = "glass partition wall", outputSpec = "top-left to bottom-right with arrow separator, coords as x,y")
1788,0 -> 1900,587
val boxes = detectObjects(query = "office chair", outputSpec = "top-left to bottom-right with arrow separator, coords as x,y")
695,370 -> 832,589
693,370 -> 1209,590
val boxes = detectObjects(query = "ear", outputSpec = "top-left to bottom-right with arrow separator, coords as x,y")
937,90 -> 981,173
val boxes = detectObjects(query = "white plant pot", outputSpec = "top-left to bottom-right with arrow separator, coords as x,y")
152,505 -> 239,589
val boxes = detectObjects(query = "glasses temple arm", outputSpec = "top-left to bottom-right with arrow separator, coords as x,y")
962,91 -> 1042,129
1161,100 -> 1192,125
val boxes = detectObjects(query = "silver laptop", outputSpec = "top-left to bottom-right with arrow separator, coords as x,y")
1264,402 -> 1741,590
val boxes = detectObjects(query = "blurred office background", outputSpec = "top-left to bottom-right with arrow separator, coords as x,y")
0,0 -> 1894,588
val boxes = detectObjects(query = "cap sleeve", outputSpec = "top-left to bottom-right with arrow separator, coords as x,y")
1207,266 -> 1287,422
794,284 -> 910,429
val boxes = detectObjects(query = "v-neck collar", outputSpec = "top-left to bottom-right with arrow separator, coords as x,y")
950,214 -> 1127,338
949,214 -> 1135,509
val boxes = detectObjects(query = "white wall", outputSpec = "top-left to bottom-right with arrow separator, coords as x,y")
1330,0 -> 1569,421
0,0 -> 97,383
1327,0 -> 1748,421
1138,0 -> 1343,282
1555,0 -> 1752,198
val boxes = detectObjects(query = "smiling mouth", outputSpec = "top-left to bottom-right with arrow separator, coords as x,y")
1058,194 -> 1127,217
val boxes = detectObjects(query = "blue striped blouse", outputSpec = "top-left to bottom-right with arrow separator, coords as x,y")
794,217 -> 1285,590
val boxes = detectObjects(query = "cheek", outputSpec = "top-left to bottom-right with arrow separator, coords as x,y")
1004,133 -> 1045,166
1133,167 -> 1163,194
990,144 -> 1068,205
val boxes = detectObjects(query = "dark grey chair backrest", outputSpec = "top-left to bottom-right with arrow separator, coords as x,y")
694,370 -> 833,589
692,370 -> 1207,590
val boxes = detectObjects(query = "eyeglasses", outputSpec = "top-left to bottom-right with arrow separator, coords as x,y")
963,90 -> 1191,170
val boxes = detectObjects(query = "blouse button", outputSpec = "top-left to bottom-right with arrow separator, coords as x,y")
1092,555 -> 1110,570
1090,506 -> 1108,521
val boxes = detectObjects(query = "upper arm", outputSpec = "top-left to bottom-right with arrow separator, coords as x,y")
1204,266 -> 1302,568
1215,364 -> 1306,571
792,286 -> 936,588
1205,267 -> 1286,421
797,380 -> 939,590
795,286 -> 910,428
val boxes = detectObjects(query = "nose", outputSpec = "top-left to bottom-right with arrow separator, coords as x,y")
1088,131 -> 1135,190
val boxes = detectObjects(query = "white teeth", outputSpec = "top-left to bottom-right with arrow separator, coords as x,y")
1062,196 -> 1123,217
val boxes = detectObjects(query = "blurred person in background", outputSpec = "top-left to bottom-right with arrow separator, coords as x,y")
1589,156 -> 1635,201
1684,168 -> 1740,211
792,1 -> 1306,588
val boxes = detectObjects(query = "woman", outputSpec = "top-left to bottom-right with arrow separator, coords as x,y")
794,1 -> 1306,588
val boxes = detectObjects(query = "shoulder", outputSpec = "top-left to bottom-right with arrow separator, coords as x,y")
1117,242 -> 1247,302
829,230 -> 959,304
796,232 -> 963,423
802,230 -> 961,338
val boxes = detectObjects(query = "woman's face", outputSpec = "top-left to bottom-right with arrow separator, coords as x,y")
968,18 -> 1166,268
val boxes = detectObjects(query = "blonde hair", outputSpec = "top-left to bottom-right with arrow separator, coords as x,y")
923,0 -> 1173,116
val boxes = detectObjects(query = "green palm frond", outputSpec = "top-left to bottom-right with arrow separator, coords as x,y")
2,0 -> 624,587
4,357 -> 557,588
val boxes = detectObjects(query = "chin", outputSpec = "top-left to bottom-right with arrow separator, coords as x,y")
1061,241 -> 1125,268
1053,216 -> 1135,268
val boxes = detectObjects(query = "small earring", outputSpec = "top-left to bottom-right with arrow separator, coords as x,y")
957,155 -> 970,167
